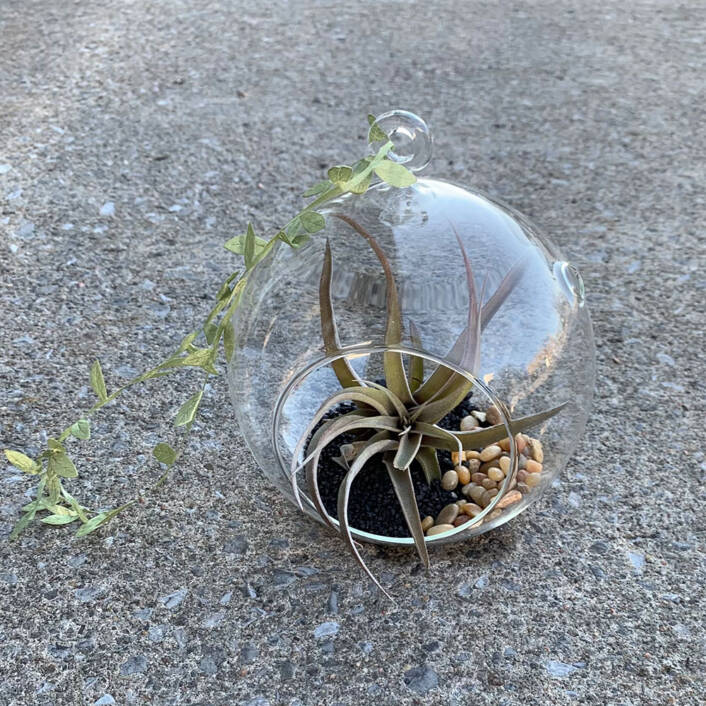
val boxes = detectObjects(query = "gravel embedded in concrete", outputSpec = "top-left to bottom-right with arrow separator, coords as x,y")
1,1 -> 704,705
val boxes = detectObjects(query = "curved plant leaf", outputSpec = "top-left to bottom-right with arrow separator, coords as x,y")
383,452 -> 429,571
426,403 -> 567,451
319,239 -> 361,389
337,439 -> 399,598
393,431 -> 422,471
407,320 -> 424,393
415,446 -> 442,485
333,214 -> 412,405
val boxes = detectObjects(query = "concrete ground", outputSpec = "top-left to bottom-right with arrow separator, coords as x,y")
1,1 -> 704,704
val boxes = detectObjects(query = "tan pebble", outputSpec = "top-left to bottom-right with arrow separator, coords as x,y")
480,460 -> 500,473
498,456 -> 511,474
463,502 -> 483,517
497,489 -> 523,509
466,484 -> 485,503
457,466 -> 471,485
456,499 -> 468,509
515,433 -> 527,454
471,472 -> 486,484
460,415 -> 478,431
530,438 -> 544,463
480,488 -> 498,508
465,450 -> 481,461
498,437 -> 511,452
436,503 -> 460,525
488,467 -> 504,482
471,410 -> 486,423
517,469 -> 528,483
481,477 -> 497,490
451,451 -> 463,465
489,509 -> 502,520
486,405 -> 502,426
466,458 -> 481,473
518,454 -> 527,470
526,459 -> 543,474
517,481 -> 530,494
427,523 -> 454,536
421,515 -> 434,532
525,472 -> 541,488
441,469 -> 459,491
453,515 -> 471,527
480,445 -> 502,462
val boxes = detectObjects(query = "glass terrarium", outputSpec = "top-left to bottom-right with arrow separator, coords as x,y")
227,111 -> 594,565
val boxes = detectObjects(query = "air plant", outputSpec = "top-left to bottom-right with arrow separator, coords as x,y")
289,214 -> 565,595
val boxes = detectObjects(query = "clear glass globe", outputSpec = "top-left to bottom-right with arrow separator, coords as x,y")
227,112 -> 595,548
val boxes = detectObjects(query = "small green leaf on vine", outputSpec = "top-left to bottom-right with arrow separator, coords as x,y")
367,114 -> 388,143
4,450 -> 40,474
174,391 -> 204,427
48,452 -> 78,479
374,160 -> 417,187
153,442 -> 177,466
90,359 -> 108,402
69,419 -> 91,440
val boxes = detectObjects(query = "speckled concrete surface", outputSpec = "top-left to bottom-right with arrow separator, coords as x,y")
1,1 -> 704,704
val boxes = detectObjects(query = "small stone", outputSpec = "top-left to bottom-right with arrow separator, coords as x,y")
99,201 -> 115,217
426,523 -> 454,536
120,655 -> 147,676
421,516 -> 434,532
465,484 -> 485,503
403,665 -> 439,695
441,469 -> 459,491
480,460 -> 500,473
436,503 -> 460,525
515,434 -> 528,454
526,459 -> 543,474
518,454 -> 528,470
474,574 -> 489,588
160,588 -> 188,609
456,466 -> 471,485
517,469 -> 528,483
498,456 -> 511,474
471,472 -> 486,484
497,490 -> 523,509
529,438 -> 544,463
314,622 -> 339,639
480,488 -> 498,507
480,445 -> 502,462
471,410 -> 486,423
94,696 -> 116,706
465,451 -> 481,462
463,503 -> 483,517
525,472 -> 541,488
486,405 -> 502,426
498,437 -> 511,452
453,515 -> 470,527
481,477 -> 497,490
487,467 -> 504,482
460,415 -> 478,431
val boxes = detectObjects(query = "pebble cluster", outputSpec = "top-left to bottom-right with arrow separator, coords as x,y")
422,405 -> 546,537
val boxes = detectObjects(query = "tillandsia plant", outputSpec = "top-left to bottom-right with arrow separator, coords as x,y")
289,215 -> 565,595
3,115 -> 420,539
